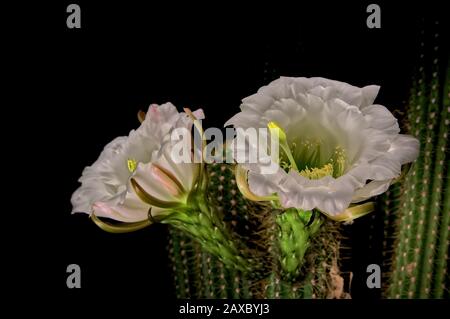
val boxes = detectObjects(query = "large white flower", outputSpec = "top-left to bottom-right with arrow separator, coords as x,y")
71,103 -> 204,223
226,77 -> 419,218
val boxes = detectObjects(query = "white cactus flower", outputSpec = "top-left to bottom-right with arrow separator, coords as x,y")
226,77 -> 419,219
71,103 -> 204,224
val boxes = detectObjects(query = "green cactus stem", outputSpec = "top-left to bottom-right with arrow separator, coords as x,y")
168,227 -> 191,298
386,19 -> 449,299
276,208 -> 322,281
168,163 -> 347,299
431,60 -> 450,298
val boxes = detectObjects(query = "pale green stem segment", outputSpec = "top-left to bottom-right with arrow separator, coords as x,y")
276,208 -> 322,281
161,190 -> 252,273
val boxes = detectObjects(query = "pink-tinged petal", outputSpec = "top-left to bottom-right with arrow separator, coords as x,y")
155,144 -> 200,191
192,109 -> 205,120
92,191 -> 154,223
150,163 -> 185,197
131,162 -> 180,203
72,102 -> 204,223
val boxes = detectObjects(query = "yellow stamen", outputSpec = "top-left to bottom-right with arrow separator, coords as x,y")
299,163 -> 334,179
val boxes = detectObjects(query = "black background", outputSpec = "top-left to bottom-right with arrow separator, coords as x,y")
15,0 -> 448,309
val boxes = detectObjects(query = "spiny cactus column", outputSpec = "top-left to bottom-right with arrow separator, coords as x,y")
385,19 -> 449,299
379,183 -> 402,291
431,63 -> 450,299
264,218 -> 345,299
167,163 -> 348,298
168,227 -> 192,298
167,163 -> 255,298
208,164 -> 254,298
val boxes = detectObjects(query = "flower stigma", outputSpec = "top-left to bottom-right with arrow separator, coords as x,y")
127,158 -> 138,173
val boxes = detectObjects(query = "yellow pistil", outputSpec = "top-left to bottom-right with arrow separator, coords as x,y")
127,159 -> 137,173
268,121 -> 298,171
299,163 -> 334,179
268,121 -> 287,143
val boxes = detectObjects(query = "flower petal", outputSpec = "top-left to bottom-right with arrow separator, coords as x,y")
367,134 -> 420,180
92,191 -> 153,223
363,104 -> 399,134
225,76 -> 419,218
71,103 -> 203,222
351,180 -> 392,203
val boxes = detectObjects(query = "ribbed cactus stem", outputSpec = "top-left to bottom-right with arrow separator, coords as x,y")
431,61 -> 450,298
241,275 -> 252,299
418,46 -> 442,298
434,157 -> 450,298
280,280 -> 295,298
390,21 -> 435,298
168,163 -> 346,299
191,242 -> 204,298
215,260 -> 228,299
302,273 -> 314,299
168,227 -> 190,298
386,19 -> 449,299
289,283 -> 300,299
164,207 -> 250,273
209,163 -> 254,299
407,63 -> 431,298
381,183 -> 401,292
402,81 -> 429,298
201,252 -> 214,298
389,71 -> 422,298
316,239 -> 330,299
265,273 -> 279,298
276,209 -> 322,280
392,54 -> 422,296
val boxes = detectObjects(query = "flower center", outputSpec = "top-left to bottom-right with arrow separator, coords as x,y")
268,122 -> 347,179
